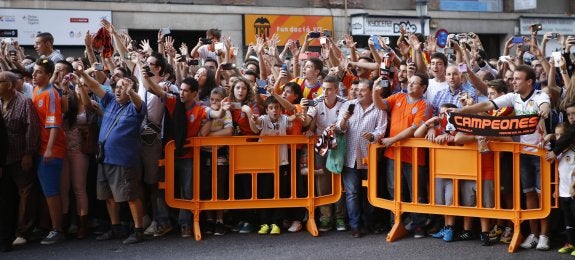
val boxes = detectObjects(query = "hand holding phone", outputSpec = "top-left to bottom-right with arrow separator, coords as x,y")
221,63 -> 235,70
94,63 -> 104,71
551,51 -> 562,67
160,28 -> 171,35
308,32 -> 321,38
379,79 -> 389,88
531,23 -> 543,32
200,38 -> 212,45
347,103 -> 356,115
371,35 -> 381,50
512,36 -> 524,44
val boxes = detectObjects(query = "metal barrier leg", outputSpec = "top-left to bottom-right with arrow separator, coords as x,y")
386,210 -> 408,242
508,220 -> 523,253
194,210 -> 202,241
306,208 -> 319,237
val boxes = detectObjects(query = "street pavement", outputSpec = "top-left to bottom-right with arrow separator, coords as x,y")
2,228 -> 572,260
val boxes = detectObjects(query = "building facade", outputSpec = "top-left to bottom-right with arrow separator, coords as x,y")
1,0 -> 574,60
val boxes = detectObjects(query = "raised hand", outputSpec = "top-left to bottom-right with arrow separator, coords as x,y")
426,35 -> 437,53
223,35 -> 233,49
344,34 -> 356,49
101,18 -> 114,32
164,36 -> 175,50
408,34 -> 422,51
84,31 -> 93,47
269,33 -> 280,48
140,39 -> 152,54
254,35 -> 265,54
179,42 -> 189,57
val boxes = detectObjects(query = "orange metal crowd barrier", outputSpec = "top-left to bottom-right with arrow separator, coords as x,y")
158,136 -> 341,241
367,138 -> 558,253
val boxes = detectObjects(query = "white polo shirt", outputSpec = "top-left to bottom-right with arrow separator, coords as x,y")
491,89 -> 550,152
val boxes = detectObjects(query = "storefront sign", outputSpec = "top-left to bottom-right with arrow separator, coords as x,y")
0,8 -> 111,46
515,0 -> 537,11
439,0 -> 503,12
520,17 -> 575,35
351,15 -> 429,36
244,14 -> 333,46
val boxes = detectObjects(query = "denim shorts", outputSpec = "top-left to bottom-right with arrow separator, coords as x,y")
520,154 -> 541,193
37,157 -> 64,197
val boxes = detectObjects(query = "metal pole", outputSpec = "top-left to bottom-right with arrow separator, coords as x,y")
420,17 -> 425,36
344,0 -> 348,34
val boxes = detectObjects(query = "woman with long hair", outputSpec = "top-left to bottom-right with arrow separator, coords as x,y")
194,66 -> 218,104
61,75 -> 102,239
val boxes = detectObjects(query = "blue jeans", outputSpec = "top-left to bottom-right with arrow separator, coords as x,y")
384,158 -> 428,227
176,158 -> 193,226
520,154 -> 541,193
342,166 -> 373,230
155,167 -> 171,226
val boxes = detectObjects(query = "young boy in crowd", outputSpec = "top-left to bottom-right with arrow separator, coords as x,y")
245,96 -> 301,235
414,103 -> 457,241
552,122 -> 575,255
200,87 -> 233,236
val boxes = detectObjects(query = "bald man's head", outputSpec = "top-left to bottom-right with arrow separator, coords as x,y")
0,71 -> 18,97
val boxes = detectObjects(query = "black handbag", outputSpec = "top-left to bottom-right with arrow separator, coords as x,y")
81,112 -> 100,154
140,91 -> 161,146
96,141 -> 105,163
140,120 -> 161,145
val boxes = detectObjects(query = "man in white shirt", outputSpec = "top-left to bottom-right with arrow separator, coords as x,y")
302,75 -> 347,232
424,53 -> 448,103
452,65 -> 551,251
137,52 -> 178,237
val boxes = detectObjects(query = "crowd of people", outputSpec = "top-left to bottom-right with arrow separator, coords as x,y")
0,18 -> 574,256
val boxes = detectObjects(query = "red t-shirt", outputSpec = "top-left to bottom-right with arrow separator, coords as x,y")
481,151 -> 495,180
230,103 -> 260,136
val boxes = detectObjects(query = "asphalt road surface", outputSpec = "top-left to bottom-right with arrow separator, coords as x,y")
2,228 -> 572,260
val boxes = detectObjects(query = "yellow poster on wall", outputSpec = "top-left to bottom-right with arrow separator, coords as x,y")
244,14 -> 334,46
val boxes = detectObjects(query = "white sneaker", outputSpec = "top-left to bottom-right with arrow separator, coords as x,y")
520,234 -> 539,249
288,221 -> 302,232
144,221 -> 158,235
12,237 -> 27,246
536,235 -> 550,250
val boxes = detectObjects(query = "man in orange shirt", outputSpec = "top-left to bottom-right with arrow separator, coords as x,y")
32,58 -> 67,245
142,76 -> 227,237
372,72 -> 433,238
